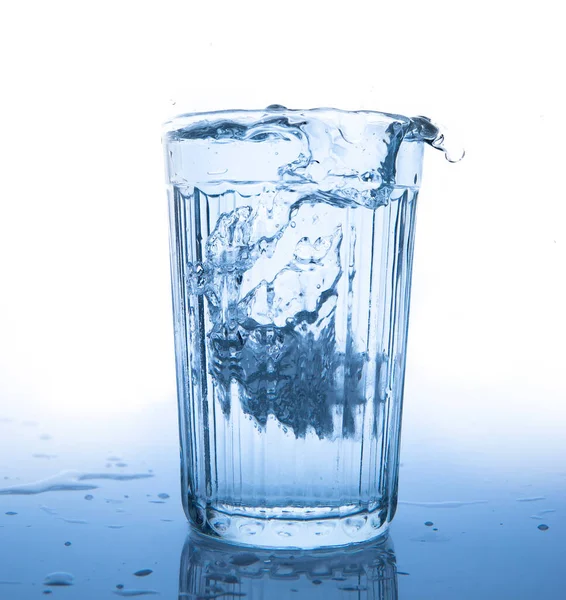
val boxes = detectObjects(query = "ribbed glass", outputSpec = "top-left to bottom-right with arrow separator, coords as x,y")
164,107 -> 429,548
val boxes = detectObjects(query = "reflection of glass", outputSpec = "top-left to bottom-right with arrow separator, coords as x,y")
178,532 -> 398,600
165,108 -> 446,547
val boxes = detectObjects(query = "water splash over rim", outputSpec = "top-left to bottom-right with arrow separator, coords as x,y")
408,115 -> 465,163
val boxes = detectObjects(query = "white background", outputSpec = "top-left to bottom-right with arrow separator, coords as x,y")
0,0 -> 564,453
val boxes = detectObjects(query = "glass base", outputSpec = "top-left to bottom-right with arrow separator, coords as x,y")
186,503 -> 390,549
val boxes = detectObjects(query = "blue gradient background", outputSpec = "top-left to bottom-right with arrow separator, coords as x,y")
1,1 -> 565,598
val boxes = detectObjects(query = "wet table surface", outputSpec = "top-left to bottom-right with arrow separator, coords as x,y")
1,370 -> 564,600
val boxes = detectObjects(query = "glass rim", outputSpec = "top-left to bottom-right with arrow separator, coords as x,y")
163,105 -> 414,132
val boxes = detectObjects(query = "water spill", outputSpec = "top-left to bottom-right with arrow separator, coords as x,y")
44,572 -> 74,586
0,471 -> 153,495
538,524 -> 550,531
114,590 -> 159,597
531,509 -> 556,520
40,506 -> 58,515
60,518 -> 88,524
133,569 -> 153,577
79,473 -> 154,482
400,500 -> 488,508
517,496 -> 546,502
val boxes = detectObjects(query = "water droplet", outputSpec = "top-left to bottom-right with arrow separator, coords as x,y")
342,516 -> 367,536
43,591 -> 52,595
64,541 -> 71,546
133,569 -> 153,577
230,552 -> 259,566
157,493 -> 169,500
39,434 -> 52,440
432,528 -> 438,531
312,579 -> 322,585
266,104 -> 287,110
290,221 -> 296,228
44,572 -> 74,586
116,584 -> 124,589
209,514 -> 231,534
424,521 -> 434,526
538,524 -> 549,531
239,521 -> 264,536
5,511 -> 17,516
84,495 -> 94,501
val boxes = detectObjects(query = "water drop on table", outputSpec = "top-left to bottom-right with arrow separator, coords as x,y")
424,521 -> 434,526
64,541 -> 71,546
133,569 -> 153,577
538,524 -> 550,531
44,572 -> 74,586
